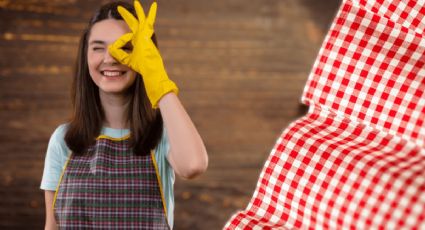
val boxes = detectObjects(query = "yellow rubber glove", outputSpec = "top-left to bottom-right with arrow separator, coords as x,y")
108,1 -> 178,108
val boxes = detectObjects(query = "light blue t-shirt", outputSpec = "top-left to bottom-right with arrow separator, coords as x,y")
40,124 -> 175,228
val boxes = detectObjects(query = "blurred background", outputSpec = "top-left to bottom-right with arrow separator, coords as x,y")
0,0 -> 340,229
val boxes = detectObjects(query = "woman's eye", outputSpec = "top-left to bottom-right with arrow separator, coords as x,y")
92,47 -> 104,51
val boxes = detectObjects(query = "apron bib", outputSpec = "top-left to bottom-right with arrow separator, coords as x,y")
53,135 -> 169,229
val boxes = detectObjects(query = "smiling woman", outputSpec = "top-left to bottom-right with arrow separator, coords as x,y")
39,1 -> 208,229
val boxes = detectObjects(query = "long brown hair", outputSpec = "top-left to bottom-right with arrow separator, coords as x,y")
65,1 -> 163,156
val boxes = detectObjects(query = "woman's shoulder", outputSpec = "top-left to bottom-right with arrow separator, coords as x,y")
47,123 -> 70,155
50,123 -> 69,140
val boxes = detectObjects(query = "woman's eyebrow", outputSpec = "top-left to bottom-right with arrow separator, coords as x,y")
89,40 -> 106,45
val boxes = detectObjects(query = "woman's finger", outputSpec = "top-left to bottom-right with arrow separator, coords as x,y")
134,0 -> 146,26
146,2 -> 157,28
108,33 -> 133,65
117,6 -> 138,33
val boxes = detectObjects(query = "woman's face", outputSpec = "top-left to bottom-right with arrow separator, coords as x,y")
87,19 -> 136,95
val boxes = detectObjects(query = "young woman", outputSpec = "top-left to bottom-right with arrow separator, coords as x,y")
40,1 -> 208,229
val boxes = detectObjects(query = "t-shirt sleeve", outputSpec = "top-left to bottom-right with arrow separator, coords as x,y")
155,128 -> 173,180
156,129 -> 170,159
40,124 -> 70,191
154,128 -> 175,227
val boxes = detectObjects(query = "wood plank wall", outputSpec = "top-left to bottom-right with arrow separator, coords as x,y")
0,0 -> 340,229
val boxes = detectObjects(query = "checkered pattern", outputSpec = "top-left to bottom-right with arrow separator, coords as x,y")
224,0 -> 425,229
54,137 -> 169,229
357,0 -> 425,35
303,0 -> 425,147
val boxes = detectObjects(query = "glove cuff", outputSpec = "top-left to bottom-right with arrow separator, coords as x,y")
147,79 -> 179,108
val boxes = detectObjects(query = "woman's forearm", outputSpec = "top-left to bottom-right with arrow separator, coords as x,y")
158,92 -> 208,179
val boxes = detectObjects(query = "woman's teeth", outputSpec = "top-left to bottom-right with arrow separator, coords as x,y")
102,71 -> 125,77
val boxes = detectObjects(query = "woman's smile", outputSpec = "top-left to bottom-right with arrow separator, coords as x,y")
100,70 -> 128,79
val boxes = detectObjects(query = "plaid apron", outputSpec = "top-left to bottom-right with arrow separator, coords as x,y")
225,0 -> 425,229
53,135 -> 170,229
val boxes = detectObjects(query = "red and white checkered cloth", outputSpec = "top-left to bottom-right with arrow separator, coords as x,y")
224,0 -> 425,229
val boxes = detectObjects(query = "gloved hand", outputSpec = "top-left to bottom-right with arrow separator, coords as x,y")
108,1 -> 178,108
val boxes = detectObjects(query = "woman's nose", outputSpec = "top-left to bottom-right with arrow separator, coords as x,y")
103,49 -> 118,64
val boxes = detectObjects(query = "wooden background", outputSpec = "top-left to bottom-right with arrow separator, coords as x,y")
0,0 -> 340,229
